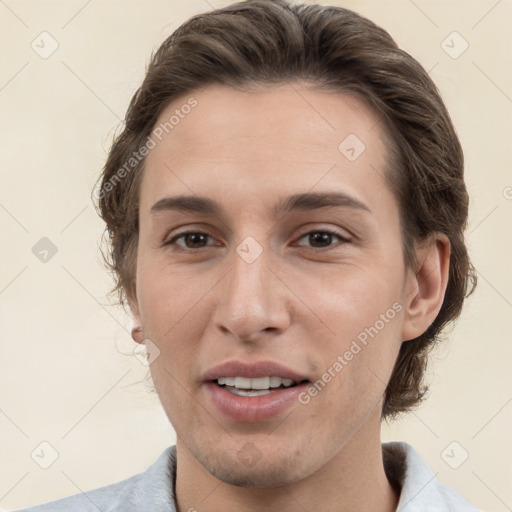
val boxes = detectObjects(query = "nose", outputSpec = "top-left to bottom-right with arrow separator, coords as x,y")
212,241 -> 291,343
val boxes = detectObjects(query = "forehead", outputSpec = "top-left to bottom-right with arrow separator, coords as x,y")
140,83 -> 394,218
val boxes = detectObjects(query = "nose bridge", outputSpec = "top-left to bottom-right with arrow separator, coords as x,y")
228,238 -> 272,313
214,234 -> 289,339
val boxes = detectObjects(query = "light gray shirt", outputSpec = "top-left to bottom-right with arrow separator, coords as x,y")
13,441 -> 480,511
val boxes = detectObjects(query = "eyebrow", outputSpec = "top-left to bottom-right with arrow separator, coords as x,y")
150,191 -> 371,217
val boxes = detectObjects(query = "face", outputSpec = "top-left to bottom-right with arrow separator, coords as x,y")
130,83 -> 414,487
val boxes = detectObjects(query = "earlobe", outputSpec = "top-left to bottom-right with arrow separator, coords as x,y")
131,325 -> 145,344
127,293 -> 145,344
401,234 -> 451,342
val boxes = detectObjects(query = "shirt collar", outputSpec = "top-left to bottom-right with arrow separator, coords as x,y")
384,441 -> 480,511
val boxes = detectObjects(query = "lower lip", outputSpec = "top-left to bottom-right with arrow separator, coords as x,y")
204,382 -> 309,422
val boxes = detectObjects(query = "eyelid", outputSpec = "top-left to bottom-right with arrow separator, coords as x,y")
294,228 -> 351,248
165,230 -> 216,248
164,225 -> 352,251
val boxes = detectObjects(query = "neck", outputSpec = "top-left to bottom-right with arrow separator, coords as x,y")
175,415 -> 399,512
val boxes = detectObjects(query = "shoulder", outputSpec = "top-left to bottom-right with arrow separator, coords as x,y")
11,445 -> 177,512
383,441 -> 482,512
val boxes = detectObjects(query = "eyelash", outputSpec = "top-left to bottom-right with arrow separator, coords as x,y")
164,229 -> 350,251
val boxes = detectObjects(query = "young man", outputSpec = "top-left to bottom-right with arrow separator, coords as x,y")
16,0 -> 479,510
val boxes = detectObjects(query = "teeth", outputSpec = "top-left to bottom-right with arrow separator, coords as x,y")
216,376 -> 298,390
269,376 -> 282,388
235,376 -> 252,389
227,388 -> 271,397
250,376 -> 270,389
217,377 -> 235,386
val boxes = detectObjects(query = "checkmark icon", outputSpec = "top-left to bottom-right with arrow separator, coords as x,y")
441,31 -> 468,59
31,441 -> 59,469
31,31 -> 59,59
133,338 -> 161,366
441,441 -> 469,469
237,442 -> 262,467
32,237 -> 58,263
236,236 -> 263,263
338,133 -> 365,161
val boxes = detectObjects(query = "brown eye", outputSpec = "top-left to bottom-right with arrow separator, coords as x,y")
296,230 -> 349,249
166,231 -> 214,249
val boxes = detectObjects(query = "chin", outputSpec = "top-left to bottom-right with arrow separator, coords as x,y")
209,461 -> 303,488
193,442 -> 310,488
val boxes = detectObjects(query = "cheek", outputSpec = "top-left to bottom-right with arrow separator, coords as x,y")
136,264 -> 210,395
136,256 -> 209,339
312,268 -> 404,406
139,270 -> 207,427
317,262 -> 403,339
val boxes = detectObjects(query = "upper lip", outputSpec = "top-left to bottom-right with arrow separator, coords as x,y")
203,360 -> 311,383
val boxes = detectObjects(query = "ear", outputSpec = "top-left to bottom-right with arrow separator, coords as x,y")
401,234 -> 451,342
127,291 -> 145,344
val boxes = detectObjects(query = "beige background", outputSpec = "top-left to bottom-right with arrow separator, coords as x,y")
1,0 -> 511,510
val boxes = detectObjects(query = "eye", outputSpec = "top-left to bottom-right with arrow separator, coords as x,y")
295,229 -> 350,249
164,228 -> 350,251
165,231 -> 215,250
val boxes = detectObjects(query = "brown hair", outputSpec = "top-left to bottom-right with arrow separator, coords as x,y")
93,0 -> 476,419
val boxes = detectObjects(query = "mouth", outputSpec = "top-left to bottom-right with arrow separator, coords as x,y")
214,376 -> 310,397
202,361 -> 312,422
